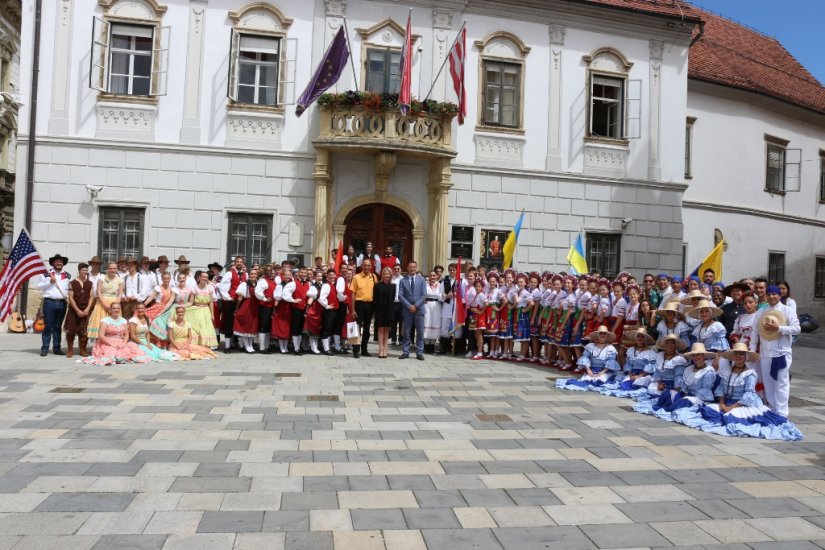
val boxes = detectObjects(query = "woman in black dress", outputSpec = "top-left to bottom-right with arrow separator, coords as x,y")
373,267 -> 397,358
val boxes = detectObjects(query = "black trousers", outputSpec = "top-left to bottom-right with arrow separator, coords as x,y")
221,301 -> 236,339
389,302 -> 402,343
291,307 -> 305,336
258,305 -> 273,333
322,308 -> 337,339
334,303 -> 347,335
354,301 -> 373,352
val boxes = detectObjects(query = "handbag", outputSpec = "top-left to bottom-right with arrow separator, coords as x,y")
346,321 -> 360,344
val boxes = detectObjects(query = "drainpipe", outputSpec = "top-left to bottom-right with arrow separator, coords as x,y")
21,0 -> 42,316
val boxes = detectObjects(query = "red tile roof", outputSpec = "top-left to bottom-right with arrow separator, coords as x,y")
688,8 -> 825,115
579,0 -> 702,21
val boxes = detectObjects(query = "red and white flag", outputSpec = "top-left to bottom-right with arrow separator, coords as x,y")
398,11 -> 413,115
448,27 -> 466,125
0,229 -> 48,322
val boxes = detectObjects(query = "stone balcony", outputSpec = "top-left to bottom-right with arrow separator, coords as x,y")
314,105 -> 456,159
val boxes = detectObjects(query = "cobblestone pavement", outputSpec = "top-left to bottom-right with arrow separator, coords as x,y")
1,332 -> 824,549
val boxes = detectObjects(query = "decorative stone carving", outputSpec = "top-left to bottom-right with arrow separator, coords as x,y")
583,142 -> 628,178
96,102 -> 156,137
475,31 -> 531,59
475,132 -> 525,168
226,111 -> 284,149
432,9 -> 452,30
229,3 -> 293,33
582,47 -> 633,73
357,18 -> 419,49
324,0 -> 346,17
98,0 -> 167,21
649,40 -> 664,60
549,25 -> 565,45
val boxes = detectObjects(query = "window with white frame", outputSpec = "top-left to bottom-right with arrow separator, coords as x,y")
764,135 -> 801,193
90,17 -> 169,97
227,4 -> 295,109
583,48 -> 640,140
235,35 -> 280,106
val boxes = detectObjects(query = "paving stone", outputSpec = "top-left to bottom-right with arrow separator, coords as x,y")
194,464 -> 242,477
580,522 -> 671,548
261,511 -> 310,532
197,511 -> 264,533
347,475 -> 389,491
612,470 -> 678,485
413,489 -> 466,508
421,528 -> 503,550
284,531 -> 332,550
279,491 -> 338,510
404,507 -> 461,529
727,497 -> 822,518
493,526 -> 594,550
650,520 -> 720,545
350,508 -> 407,530
746,517 -> 825,541
91,534 -> 168,550
688,499 -> 752,520
616,500 -> 709,522
504,488 -> 563,506
169,477 -> 251,493
560,471 -> 625,487
36,492 -> 134,512
387,475 -> 436,490
459,489 -> 515,507
679,483 -> 754,500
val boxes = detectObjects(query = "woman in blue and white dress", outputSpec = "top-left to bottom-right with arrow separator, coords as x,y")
600,327 -> 657,398
663,343 -> 719,423
687,298 -> 730,374
634,333 -> 688,414
654,300 -> 691,350
555,325 -> 619,392
691,343 -> 803,440
680,289 -> 705,342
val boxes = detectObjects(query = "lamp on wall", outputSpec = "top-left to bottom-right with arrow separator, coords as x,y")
621,217 -> 633,230
85,184 -> 103,201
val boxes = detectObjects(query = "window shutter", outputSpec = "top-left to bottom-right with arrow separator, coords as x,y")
623,78 -> 642,139
227,29 -> 240,102
588,73 -> 595,135
279,37 -> 298,105
89,16 -> 110,92
784,148 -> 801,192
150,26 -> 170,96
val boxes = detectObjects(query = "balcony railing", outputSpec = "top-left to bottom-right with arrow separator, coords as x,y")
315,105 -> 455,158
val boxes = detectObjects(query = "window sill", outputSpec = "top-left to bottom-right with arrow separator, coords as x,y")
584,135 -> 629,146
227,102 -> 286,115
475,124 -> 524,135
96,93 -> 159,106
765,188 -> 786,196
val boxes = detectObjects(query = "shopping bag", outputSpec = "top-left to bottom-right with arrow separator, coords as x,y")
346,321 -> 360,345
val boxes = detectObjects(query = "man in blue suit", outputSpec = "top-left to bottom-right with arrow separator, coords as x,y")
398,260 -> 427,360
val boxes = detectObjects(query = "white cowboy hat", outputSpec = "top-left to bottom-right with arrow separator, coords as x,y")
686,299 -> 723,320
590,325 -> 616,343
680,289 -> 705,305
656,300 -> 685,320
682,342 -> 717,359
757,309 -> 787,342
626,326 -> 655,346
720,342 -> 760,362
656,332 -> 688,352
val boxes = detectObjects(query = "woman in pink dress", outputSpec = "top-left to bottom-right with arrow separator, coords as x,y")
150,274 -> 194,341
83,302 -> 151,366
167,305 -> 217,360
144,271 -> 175,345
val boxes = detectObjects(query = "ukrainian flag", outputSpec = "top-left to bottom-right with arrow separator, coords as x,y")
501,211 -> 525,270
567,233 -> 588,275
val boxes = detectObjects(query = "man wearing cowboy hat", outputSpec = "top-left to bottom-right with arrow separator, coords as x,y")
87,256 -> 103,299
35,253 -> 72,356
154,255 -> 171,287
749,285 -> 800,417
116,256 -> 128,278
139,256 -> 153,279
173,255 -> 197,290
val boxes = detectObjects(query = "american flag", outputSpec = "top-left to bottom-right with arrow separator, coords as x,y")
448,27 -> 466,125
0,229 -> 48,322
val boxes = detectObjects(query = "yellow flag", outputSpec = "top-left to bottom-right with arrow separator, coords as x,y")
694,240 -> 724,282
502,212 -> 524,270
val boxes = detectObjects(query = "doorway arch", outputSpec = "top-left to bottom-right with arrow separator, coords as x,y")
343,203 -> 414,268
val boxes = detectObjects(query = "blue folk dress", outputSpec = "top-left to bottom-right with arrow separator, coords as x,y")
600,347 -> 657,398
555,343 -> 619,392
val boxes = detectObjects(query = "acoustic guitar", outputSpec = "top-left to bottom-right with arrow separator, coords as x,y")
7,311 -> 25,333
33,310 -> 45,333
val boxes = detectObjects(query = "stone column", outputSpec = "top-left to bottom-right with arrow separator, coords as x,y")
427,158 -> 452,271
324,0 -> 348,89
412,229 -> 426,271
313,148 -> 333,261
545,25 -> 565,171
648,40 -> 663,181
373,151 -> 396,203
48,0 -> 74,135
180,1 -> 207,144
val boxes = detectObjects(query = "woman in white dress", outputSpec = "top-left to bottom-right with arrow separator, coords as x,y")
422,271 -> 444,351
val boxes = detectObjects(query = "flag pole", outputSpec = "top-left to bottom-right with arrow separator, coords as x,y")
423,20 -> 467,102
341,17 -> 359,90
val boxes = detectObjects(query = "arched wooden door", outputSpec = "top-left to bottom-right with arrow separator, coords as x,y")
343,203 -> 413,268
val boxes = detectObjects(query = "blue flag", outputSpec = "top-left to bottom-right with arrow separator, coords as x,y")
295,27 -> 349,117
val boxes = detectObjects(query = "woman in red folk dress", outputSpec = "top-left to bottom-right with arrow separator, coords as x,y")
303,275 -> 323,355
271,268 -> 293,354
233,268 -> 259,353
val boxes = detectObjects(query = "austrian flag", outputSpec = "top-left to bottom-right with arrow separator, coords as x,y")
448,27 -> 466,124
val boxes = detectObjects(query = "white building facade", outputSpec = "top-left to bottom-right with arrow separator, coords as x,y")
0,0 -> 21,260
14,0 -> 695,279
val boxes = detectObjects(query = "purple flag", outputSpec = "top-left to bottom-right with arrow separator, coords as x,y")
295,27 -> 349,117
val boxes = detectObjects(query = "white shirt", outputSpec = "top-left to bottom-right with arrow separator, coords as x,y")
88,272 -> 103,298
319,282 -> 336,309
123,272 -> 148,302
750,302 -> 800,358
154,269 -> 171,288
391,275 -> 403,303
36,269 -> 71,300
173,270 -> 197,290
335,276 -> 346,302
218,268 -> 243,301
255,278 -> 276,303
356,253 -> 381,270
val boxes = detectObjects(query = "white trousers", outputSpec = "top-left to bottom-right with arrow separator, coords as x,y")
759,355 -> 791,417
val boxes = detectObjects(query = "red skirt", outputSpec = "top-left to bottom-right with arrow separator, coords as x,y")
212,301 -> 222,329
271,301 -> 292,339
303,301 -> 323,336
233,295 -> 259,336
608,316 -> 625,341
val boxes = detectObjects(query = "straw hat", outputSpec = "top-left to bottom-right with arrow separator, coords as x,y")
174,255 -> 190,265
656,333 -> 688,352
590,325 -> 616,343
626,326 -> 655,346
720,342 -> 759,362
157,255 -> 170,263
88,256 -> 102,265
140,256 -> 150,264
682,342 -> 717,359
757,309 -> 787,341
680,289 -> 705,305
687,299 -> 723,320
125,256 -> 138,265
656,300 -> 685,319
